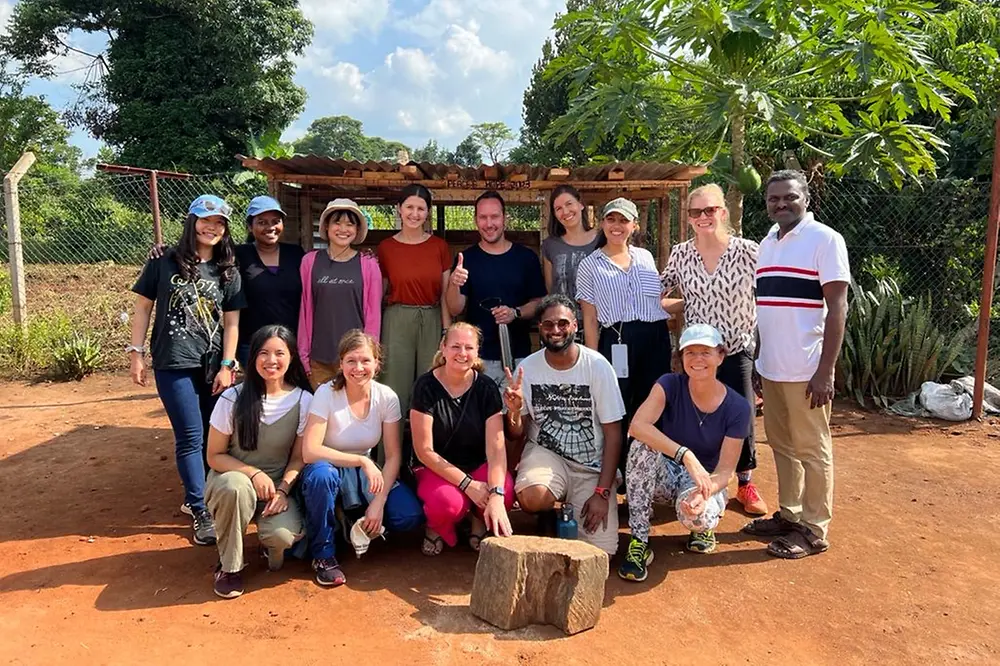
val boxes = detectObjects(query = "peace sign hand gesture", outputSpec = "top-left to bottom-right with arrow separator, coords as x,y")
503,367 -> 524,415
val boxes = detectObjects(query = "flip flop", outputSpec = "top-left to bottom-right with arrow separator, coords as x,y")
421,534 -> 444,557
468,530 -> 488,552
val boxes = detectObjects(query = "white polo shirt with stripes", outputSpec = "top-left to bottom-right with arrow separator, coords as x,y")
755,213 -> 851,382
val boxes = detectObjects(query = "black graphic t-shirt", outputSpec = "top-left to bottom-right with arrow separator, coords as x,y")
133,255 -> 246,370
410,370 -> 503,473
517,346 -> 625,470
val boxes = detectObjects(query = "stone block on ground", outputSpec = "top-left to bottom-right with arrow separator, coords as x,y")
469,535 -> 608,635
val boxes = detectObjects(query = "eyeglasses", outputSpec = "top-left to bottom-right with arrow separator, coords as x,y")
688,206 -> 723,219
540,318 -> 573,332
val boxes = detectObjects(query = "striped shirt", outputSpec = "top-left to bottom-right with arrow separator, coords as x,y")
576,246 -> 668,326
755,213 -> 851,382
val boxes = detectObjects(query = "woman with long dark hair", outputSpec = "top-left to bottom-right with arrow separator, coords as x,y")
204,325 -> 313,598
576,197 -> 671,485
299,330 -> 424,587
377,184 -> 453,418
542,184 -> 598,299
129,195 -> 246,546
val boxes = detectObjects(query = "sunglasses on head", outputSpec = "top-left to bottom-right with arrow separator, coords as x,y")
540,318 -> 573,332
688,206 -> 723,219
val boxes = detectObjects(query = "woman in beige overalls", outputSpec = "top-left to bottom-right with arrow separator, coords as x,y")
204,324 -> 314,599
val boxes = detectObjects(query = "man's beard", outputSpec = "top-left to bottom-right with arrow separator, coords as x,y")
541,336 -> 574,353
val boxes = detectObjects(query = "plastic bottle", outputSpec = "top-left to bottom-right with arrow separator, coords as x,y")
556,503 -> 578,539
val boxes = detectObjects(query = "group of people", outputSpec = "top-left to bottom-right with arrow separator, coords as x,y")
127,169 -> 850,599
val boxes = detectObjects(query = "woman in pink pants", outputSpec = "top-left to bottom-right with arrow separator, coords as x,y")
410,322 -> 514,556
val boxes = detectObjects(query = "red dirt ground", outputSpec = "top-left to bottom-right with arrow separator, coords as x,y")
1,374 -> 998,665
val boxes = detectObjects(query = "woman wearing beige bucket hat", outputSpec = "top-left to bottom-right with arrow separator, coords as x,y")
298,198 -> 383,390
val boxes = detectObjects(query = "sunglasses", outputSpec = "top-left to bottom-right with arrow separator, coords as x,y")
688,206 -> 723,219
540,318 -> 573,332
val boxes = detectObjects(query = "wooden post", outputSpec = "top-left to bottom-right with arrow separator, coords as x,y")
973,109 -> 1000,419
638,202 -> 650,248
678,185 -> 690,242
3,152 -> 36,332
299,191 -> 314,250
149,170 -> 163,245
539,191 -> 551,246
437,204 -> 445,237
657,194 -> 672,272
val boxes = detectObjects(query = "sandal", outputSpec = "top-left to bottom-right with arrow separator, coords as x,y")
742,511 -> 798,537
421,534 -> 444,557
766,525 -> 829,559
468,530 -> 488,552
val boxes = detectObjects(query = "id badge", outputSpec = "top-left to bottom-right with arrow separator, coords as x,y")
611,343 -> 629,379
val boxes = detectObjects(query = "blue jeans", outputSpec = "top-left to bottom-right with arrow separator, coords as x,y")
154,368 -> 219,512
301,461 -> 424,560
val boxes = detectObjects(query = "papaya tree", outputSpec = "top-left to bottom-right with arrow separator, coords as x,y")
544,0 -> 973,233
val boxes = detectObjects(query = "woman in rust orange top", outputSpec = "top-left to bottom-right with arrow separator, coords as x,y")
377,184 -> 453,418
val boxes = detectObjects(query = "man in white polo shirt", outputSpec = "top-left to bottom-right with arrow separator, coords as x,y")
743,170 -> 850,560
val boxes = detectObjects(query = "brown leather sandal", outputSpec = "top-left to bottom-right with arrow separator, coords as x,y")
742,511 -> 798,537
766,525 -> 829,559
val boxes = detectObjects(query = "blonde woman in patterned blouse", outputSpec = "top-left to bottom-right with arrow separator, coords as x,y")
660,183 -> 768,516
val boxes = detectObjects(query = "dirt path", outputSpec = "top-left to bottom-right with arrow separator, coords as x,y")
1,375 -> 998,665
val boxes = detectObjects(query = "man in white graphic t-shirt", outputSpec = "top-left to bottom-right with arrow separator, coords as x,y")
743,170 -> 850,560
503,294 -> 626,555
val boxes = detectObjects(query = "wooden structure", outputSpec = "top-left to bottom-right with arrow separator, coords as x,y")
240,156 -> 706,269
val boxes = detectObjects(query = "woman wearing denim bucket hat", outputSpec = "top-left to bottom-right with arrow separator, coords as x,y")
129,194 -> 247,546
232,196 -> 306,367
298,198 -> 382,390
618,323 -> 751,582
575,197 -> 671,487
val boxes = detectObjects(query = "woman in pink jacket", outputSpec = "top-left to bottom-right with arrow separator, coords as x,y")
299,199 -> 382,389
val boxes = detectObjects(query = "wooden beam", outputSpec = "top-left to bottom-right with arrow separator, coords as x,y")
363,171 -> 405,180
638,202 -> 650,247
509,173 -> 529,182
344,169 -> 362,178
678,185 -> 690,242
299,191 -> 314,251
255,173 -> 695,190
482,165 -> 500,180
657,195 -> 671,272
400,164 -> 421,179
608,166 -> 626,181
547,167 -> 570,180
540,191 -> 552,244
436,204 -> 445,237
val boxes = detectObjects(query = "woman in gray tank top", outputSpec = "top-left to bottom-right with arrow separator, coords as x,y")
205,324 -> 314,599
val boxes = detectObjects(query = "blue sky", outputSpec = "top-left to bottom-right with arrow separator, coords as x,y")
0,0 -> 566,160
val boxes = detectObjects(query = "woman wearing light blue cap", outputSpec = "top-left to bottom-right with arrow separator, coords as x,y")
233,196 -> 305,366
617,323 -> 752,583
129,194 -> 247,547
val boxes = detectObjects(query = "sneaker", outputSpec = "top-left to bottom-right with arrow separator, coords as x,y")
179,503 -> 194,517
617,537 -> 654,582
687,530 -> 717,553
312,557 -> 346,587
192,508 -> 217,546
213,564 -> 244,599
737,482 -> 768,516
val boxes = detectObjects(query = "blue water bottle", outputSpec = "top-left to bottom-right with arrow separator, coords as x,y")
556,503 -> 578,539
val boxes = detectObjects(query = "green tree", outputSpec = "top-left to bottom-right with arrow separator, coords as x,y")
1,61 -> 82,172
412,139 -> 447,163
470,122 -> 515,164
2,0 -> 311,173
546,0 -> 974,231
447,135 -> 483,167
293,115 -> 410,162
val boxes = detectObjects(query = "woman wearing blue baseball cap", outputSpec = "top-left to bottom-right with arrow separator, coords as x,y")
129,194 -> 247,547
617,323 -> 752,583
233,196 -> 305,366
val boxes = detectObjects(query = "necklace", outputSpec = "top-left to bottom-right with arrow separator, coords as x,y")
693,403 -> 708,427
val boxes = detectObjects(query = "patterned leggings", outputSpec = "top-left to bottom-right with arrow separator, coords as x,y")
626,440 -> 727,542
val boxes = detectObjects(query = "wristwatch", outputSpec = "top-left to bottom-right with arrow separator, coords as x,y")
125,345 -> 145,355
488,486 -> 506,497
513,306 -> 522,319
220,359 -> 236,369
593,486 -> 611,500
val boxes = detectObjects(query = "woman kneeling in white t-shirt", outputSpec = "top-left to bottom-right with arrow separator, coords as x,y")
300,329 -> 424,587
206,324 -> 314,599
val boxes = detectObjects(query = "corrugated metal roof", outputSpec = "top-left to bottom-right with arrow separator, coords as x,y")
242,155 -> 704,183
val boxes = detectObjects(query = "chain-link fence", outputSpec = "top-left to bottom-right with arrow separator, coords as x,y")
0,168 -> 996,385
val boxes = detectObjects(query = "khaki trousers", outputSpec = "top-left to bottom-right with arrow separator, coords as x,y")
382,304 -> 442,417
309,360 -> 339,391
205,470 -> 304,573
761,378 -> 834,540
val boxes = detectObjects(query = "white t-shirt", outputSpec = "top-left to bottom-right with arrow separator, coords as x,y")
517,345 -> 626,471
309,381 -> 401,454
755,213 -> 851,382
209,385 -> 312,436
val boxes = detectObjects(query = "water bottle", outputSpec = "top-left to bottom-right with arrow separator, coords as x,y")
556,503 -> 578,540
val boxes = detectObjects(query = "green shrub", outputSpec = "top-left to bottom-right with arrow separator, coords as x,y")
838,278 -> 972,408
0,270 -> 10,317
0,313 -> 74,376
53,333 -> 103,380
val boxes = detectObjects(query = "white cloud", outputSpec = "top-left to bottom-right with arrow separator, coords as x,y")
0,1 -> 12,34
300,0 -> 390,37
320,61 -> 370,105
444,22 -> 512,77
385,47 -> 438,86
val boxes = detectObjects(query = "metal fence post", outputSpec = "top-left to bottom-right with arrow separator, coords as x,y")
3,151 -> 37,332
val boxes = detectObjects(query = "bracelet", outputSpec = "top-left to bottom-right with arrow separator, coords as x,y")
276,487 -> 288,496
249,470 -> 263,482
458,474 -> 472,491
673,446 -> 689,464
